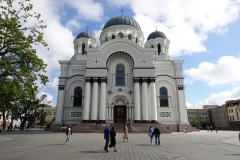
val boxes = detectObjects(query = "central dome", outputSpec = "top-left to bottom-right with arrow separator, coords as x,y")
103,16 -> 141,30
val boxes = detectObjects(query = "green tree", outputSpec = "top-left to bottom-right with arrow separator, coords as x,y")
191,118 -> 198,128
0,0 -> 49,128
200,117 -> 207,129
0,0 -> 48,83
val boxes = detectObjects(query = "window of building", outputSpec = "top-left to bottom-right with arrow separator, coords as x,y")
89,45 -> 92,48
105,37 -> 108,42
160,87 -> 168,107
82,43 -> 85,55
157,44 -> 161,55
118,31 -> 123,38
115,64 -> 125,86
112,35 -> 115,39
128,35 -> 131,40
135,37 -> 138,43
74,87 -> 82,107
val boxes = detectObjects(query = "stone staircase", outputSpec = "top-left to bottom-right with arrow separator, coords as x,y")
52,122 -> 192,134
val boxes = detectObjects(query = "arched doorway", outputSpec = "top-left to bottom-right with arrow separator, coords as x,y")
113,98 -> 127,123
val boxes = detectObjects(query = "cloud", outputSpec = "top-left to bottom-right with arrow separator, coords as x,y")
107,0 -> 240,56
184,56 -> 240,86
66,19 -> 81,31
37,91 -> 55,106
63,0 -> 104,21
195,87 -> 240,107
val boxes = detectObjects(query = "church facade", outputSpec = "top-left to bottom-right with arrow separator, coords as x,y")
54,16 -> 189,130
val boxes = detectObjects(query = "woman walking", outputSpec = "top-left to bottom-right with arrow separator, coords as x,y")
123,124 -> 129,143
65,125 -> 72,145
148,126 -> 153,145
109,127 -> 117,152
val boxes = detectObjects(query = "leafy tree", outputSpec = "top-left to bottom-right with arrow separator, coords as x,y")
191,118 -> 198,128
0,0 -> 48,82
0,78 -> 20,129
0,0 -> 49,129
200,117 -> 207,129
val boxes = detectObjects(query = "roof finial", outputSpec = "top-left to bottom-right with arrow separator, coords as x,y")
86,26 -> 88,32
155,26 -> 157,31
120,9 -> 124,16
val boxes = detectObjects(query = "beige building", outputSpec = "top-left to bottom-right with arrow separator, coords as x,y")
226,99 -> 240,130
208,105 -> 229,130
187,109 -> 208,128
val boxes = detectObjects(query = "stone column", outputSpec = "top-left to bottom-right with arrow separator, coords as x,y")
177,85 -> 189,123
55,84 -> 66,123
134,78 -> 141,122
82,78 -> 91,122
142,78 -> 149,122
91,78 -> 99,122
150,78 -> 158,122
99,77 -> 107,123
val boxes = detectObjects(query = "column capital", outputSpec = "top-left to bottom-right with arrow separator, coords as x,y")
149,77 -> 156,83
133,77 -> 140,83
142,77 -> 148,83
85,77 -> 91,82
92,77 -> 99,82
100,77 -> 107,83
58,85 -> 65,90
178,85 -> 184,90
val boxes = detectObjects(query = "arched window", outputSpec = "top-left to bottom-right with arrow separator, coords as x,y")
82,43 -> 85,55
118,31 -> 123,38
135,38 -> 138,43
105,37 -> 108,42
74,87 -> 82,107
112,34 -> 115,39
151,45 -> 154,48
160,87 -> 168,107
116,64 -> 125,86
157,44 -> 161,55
89,45 -> 92,48
128,35 -> 131,40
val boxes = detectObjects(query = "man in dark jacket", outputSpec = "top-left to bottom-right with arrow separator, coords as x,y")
104,124 -> 110,152
153,126 -> 160,146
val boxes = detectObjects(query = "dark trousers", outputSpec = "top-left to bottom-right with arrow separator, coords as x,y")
155,134 -> 160,146
104,138 -> 109,150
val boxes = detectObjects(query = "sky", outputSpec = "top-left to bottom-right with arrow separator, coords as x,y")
23,0 -> 240,108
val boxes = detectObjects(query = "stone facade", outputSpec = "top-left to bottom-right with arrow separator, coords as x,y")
53,16 -> 189,132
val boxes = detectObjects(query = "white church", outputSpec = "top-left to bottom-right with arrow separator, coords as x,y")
53,16 -> 189,132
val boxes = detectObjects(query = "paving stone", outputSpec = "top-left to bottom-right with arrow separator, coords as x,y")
0,130 -> 239,160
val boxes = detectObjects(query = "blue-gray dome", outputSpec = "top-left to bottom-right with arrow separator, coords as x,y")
103,16 -> 141,30
147,30 -> 167,41
76,31 -> 95,39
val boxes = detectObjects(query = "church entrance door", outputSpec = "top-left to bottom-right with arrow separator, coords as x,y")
114,105 -> 126,123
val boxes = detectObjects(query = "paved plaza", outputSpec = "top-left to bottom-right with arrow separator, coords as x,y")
0,130 -> 239,160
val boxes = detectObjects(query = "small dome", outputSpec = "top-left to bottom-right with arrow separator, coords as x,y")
103,16 -> 141,30
76,31 -> 95,39
147,30 -> 167,41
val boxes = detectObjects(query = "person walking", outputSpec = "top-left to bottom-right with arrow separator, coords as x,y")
109,127 -> 117,152
148,126 -> 154,145
210,125 -> 213,132
153,126 -> 161,146
65,125 -> 72,145
123,124 -> 129,143
104,124 -> 110,152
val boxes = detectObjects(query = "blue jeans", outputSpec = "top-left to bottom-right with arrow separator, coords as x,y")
104,138 -> 109,150
150,135 -> 153,144
155,134 -> 160,146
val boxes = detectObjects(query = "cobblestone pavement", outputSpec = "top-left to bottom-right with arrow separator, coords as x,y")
0,130 -> 239,160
